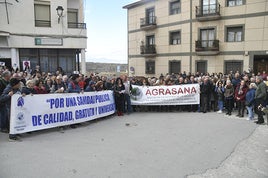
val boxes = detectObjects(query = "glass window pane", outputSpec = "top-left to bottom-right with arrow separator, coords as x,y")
236,31 -> 242,41
237,0 -> 243,5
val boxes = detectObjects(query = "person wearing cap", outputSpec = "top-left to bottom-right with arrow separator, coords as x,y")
0,70 -> 11,133
254,76 -> 267,124
0,78 -> 22,141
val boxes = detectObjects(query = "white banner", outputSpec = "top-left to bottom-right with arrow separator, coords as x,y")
10,91 -> 115,134
130,84 -> 200,105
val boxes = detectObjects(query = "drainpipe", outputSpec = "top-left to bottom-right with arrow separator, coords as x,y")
190,0 -> 193,74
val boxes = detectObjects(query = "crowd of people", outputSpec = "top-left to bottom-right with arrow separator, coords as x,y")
0,65 -> 268,141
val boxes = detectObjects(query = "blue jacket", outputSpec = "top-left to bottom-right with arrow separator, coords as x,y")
245,88 -> 255,106
68,81 -> 81,93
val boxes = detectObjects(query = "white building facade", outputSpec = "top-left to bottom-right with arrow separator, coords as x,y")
124,0 -> 268,77
0,0 -> 87,75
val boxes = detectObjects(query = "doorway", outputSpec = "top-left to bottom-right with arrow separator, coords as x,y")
254,55 -> 268,74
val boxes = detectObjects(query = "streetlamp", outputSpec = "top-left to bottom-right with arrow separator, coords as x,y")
56,6 -> 64,23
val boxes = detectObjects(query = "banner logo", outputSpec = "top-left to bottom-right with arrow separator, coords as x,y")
17,97 -> 24,107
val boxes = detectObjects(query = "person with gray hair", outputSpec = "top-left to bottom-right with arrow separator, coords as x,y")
224,80 -> 234,116
254,76 -> 266,124
245,83 -> 257,120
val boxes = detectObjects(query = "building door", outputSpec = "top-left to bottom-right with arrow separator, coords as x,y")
254,55 -> 268,74
196,61 -> 207,74
200,28 -> 215,48
225,61 -> 242,74
146,7 -> 155,24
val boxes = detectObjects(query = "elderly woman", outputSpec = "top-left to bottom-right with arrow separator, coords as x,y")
234,80 -> 248,117
224,80 -> 234,116
34,79 -> 48,94
245,83 -> 257,120
21,80 -> 37,95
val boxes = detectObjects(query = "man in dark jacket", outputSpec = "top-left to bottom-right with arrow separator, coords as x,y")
0,70 -> 11,133
200,77 -> 212,113
255,76 -> 267,124
0,78 -> 22,141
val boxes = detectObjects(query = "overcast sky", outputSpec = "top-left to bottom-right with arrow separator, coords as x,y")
85,0 -> 136,64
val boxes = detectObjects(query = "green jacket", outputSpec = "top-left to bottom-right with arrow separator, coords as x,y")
255,81 -> 267,100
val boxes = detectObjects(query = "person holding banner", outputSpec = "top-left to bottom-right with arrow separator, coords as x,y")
114,77 -> 125,116
0,70 -> 11,133
68,74 -> 82,93
0,78 -> 22,141
21,80 -> 37,95
68,74 -> 82,128
34,80 -> 48,94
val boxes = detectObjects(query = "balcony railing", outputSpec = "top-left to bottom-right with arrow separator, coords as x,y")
68,22 -> 87,29
35,20 -> 51,27
195,40 -> 220,55
196,3 -> 221,21
140,16 -> 157,30
140,45 -> 156,56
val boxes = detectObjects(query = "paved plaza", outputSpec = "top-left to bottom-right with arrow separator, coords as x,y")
0,111 -> 267,178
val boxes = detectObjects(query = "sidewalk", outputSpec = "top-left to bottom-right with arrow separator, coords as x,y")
188,125 -> 268,178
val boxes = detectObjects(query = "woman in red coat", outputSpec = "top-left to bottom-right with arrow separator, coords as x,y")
34,80 -> 48,94
234,80 -> 248,117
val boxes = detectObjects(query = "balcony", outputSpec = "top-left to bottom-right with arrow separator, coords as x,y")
68,22 -> 87,29
196,3 -> 221,21
140,16 -> 157,30
140,45 -> 157,57
195,40 -> 220,55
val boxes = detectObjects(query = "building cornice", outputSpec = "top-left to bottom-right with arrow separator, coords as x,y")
9,33 -> 87,39
123,0 -> 156,9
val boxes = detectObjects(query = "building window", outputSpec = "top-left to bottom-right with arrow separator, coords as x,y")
170,0 -> 181,15
34,1 -> 51,27
146,7 -> 155,25
196,61 -> 207,74
226,26 -> 243,42
170,31 -> 181,45
225,61 -> 243,74
200,28 -> 215,47
227,0 -> 243,7
68,9 -> 78,28
202,0 -> 217,15
146,35 -> 155,46
169,61 -> 181,74
19,49 -> 76,75
146,60 -> 155,74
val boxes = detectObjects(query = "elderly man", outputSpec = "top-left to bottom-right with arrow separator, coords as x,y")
254,76 -> 267,124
